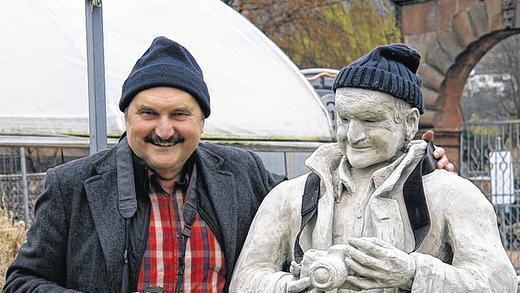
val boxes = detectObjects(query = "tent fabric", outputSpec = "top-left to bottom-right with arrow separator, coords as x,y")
0,0 -> 333,142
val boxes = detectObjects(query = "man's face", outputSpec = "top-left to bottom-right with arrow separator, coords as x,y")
335,88 -> 415,169
125,87 -> 204,178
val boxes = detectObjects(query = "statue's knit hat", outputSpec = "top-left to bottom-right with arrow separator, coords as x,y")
332,44 -> 424,114
119,36 -> 210,117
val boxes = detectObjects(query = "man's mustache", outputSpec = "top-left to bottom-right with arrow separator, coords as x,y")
144,133 -> 185,146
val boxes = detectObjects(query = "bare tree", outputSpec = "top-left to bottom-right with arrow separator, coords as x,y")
467,35 -> 520,120
222,0 -> 400,68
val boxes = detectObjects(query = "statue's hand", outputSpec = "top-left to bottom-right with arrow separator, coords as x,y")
287,277 -> 311,293
421,130 -> 454,171
344,237 -> 416,290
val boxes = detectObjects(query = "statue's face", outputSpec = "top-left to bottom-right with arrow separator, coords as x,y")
335,88 -> 418,169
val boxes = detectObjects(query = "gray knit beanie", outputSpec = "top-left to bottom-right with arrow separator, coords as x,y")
333,44 -> 424,114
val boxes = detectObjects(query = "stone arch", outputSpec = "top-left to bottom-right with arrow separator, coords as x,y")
395,0 -> 520,163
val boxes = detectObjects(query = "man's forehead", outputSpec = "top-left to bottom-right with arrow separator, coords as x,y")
130,87 -> 200,109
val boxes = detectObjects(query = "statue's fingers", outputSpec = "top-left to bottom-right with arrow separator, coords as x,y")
345,252 -> 387,278
345,275 -> 381,290
340,279 -> 364,291
359,237 -> 394,249
287,277 -> 311,293
348,238 -> 388,258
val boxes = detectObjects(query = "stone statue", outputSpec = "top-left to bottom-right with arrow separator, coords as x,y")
230,44 -> 518,292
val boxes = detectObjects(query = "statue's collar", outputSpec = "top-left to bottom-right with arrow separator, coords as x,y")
336,152 -> 406,199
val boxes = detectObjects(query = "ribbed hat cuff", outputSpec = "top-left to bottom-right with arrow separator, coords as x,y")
333,66 -> 424,114
119,63 -> 210,117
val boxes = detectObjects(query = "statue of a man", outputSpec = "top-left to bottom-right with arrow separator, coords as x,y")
230,44 -> 518,292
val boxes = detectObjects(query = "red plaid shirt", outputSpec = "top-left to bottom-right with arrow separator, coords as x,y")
137,168 -> 226,292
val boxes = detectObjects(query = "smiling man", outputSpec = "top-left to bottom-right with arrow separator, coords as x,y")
4,37 -> 286,293
230,44 -> 517,292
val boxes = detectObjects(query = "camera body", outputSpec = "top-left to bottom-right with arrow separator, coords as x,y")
298,245 -> 349,291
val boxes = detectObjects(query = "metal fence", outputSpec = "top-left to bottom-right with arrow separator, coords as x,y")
460,120 -> 520,271
0,147 -> 46,226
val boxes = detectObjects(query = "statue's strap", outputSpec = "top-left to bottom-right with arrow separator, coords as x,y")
293,141 -> 438,264
293,172 -> 320,264
403,141 -> 436,251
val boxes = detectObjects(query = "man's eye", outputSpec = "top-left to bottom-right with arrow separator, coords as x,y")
139,110 -> 157,117
171,112 -> 189,118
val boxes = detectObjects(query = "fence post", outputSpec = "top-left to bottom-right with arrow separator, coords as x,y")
19,147 -> 29,226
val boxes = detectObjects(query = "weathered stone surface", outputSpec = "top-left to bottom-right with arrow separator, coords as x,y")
468,1 -> 489,37
401,1 -> 438,35
403,32 -> 436,56
417,62 -> 445,90
422,86 -> 441,109
436,30 -> 466,61
459,0 -> 476,11
485,0 -> 502,30
438,0 -> 459,28
425,36 -> 454,74
452,11 -> 478,46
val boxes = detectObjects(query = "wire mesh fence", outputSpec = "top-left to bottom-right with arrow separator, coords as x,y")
0,146 -> 88,226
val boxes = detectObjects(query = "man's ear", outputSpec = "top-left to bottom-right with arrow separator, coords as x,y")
405,108 -> 420,141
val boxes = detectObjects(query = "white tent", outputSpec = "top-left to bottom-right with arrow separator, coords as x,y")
0,0 -> 333,144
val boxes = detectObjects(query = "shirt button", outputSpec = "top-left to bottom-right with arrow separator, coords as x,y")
176,232 -> 181,238
356,214 -> 362,219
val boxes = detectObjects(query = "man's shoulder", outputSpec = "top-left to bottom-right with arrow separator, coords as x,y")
49,147 -> 115,180
198,142 -> 259,166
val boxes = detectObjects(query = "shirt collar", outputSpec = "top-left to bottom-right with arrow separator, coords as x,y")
132,151 -> 196,196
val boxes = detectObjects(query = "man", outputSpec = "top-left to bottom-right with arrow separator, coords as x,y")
5,38 -> 449,292
230,44 -> 517,292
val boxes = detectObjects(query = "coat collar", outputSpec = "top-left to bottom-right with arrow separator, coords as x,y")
194,144 -> 238,276
84,145 -> 125,285
305,140 -> 427,198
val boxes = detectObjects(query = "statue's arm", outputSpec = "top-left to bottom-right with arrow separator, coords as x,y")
411,174 -> 518,293
230,179 -> 301,293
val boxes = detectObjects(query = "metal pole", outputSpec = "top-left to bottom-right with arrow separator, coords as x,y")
85,0 -> 107,154
19,147 -> 29,226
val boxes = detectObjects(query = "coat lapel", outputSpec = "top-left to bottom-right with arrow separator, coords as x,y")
196,146 -> 238,274
84,150 -> 125,281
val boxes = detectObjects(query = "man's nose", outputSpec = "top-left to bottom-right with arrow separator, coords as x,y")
347,121 -> 366,145
155,116 -> 175,139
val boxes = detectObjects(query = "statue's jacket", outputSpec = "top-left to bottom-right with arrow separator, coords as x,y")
231,140 -> 517,293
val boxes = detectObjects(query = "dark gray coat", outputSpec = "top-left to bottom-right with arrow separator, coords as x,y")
4,142 -> 284,292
